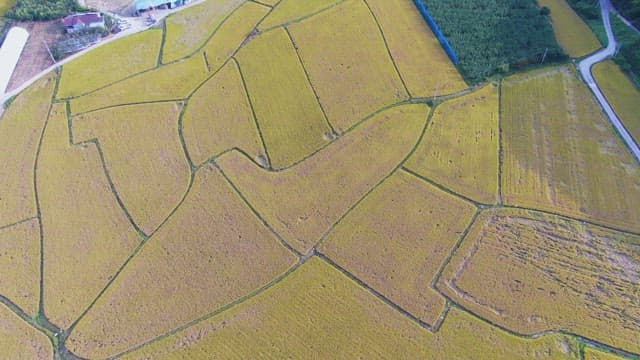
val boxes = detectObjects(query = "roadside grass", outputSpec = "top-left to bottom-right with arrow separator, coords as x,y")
593,60 -> 640,143
438,208 -> 640,354
538,0 -> 601,58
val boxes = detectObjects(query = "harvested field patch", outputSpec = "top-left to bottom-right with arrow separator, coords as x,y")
236,27 -> 331,169
365,0 -> 467,97
501,66 -> 640,233
216,103 -> 428,254
124,257 -> 578,359
70,54 -> 208,114
257,0 -> 341,31
319,170 -> 476,326
0,218 -> 40,317
200,1 -> 269,74
537,0 -> 601,58
72,102 -> 190,235
37,104 -> 142,330
57,29 -> 163,99
0,74 -> 55,226
288,0 -> 408,132
0,303 -> 52,359
406,84 -> 499,204
162,0 -> 244,64
182,60 -> 264,166
438,208 -> 640,354
593,60 -> 640,143
66,163 -> 297,359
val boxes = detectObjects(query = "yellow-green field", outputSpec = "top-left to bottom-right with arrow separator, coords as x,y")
72,102 -> 190,235
37,104 -> 142,329
125,258 -> 579,360
319,170 -> 476,326
57,29 -> 163,99
0,0 -> 639,358
406,84 -> 499,204
162,0 -> 244,63
438,208 -> 640,354
0,219 -> 40,317
288,0 -> 408,132
216,104 -> 428,253
67,164 -> 296,359
0,303 -> 52,359
593,60 -> 640,143
501,66 -> 640,233
182,60 -> 264,165
235,28 -> 331,169
0,75 -> 55,226
0,0 -> 14,15
537,0 -> 601,58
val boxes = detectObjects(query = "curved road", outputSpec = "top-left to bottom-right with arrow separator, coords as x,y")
578,0 -> 640,163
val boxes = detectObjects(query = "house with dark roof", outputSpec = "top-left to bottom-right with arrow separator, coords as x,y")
62,12 -> 106,33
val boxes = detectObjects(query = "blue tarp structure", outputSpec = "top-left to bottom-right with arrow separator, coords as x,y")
412,0 -> 459,65
135,0 -> 183,11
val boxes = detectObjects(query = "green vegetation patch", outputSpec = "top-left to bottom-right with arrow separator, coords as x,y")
6,0 -> 83,21
421,0 -> 565,83
611,0 -> 640,28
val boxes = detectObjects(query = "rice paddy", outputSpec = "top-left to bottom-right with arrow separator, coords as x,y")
537,0 -> 601,58
0,0 -> 638,358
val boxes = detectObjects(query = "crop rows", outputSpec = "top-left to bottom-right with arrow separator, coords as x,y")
0,0 -> 638,359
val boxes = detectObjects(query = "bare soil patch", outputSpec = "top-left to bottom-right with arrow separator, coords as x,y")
7,20 -> 63,92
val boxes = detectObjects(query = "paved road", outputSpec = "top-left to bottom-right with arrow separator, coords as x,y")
578,0 -> 640,163
0,0 -> 204,110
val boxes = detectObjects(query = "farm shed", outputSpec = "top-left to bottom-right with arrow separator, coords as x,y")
62,13 -> 105,33
135,0 -> 187,12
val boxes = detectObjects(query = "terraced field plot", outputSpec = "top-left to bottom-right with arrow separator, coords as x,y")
0,0 -> 639,359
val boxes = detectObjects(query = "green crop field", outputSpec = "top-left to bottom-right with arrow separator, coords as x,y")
0,0 -> 638,358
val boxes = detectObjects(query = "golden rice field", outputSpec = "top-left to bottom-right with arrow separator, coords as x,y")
537,0 -> 601,58
0,219 -> 40,317
182,60 -> 264,165
162,0 -> 244,63
0,303 -> 52,359
216,104 -> 428,254
57,29 -> 163,99
593,60 -> 640,144
288,0 -> 408,132
319,170 -> 476,326
72,102 -> 190,235
501,66 -> 640,233
438,208 -> 640,354
0,0 -> 639,358
0,0 -> 14,15
0,75 -> 55,226
235,27 -> 331,169
124,258 -> 579,360
405,84 -> 499,204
